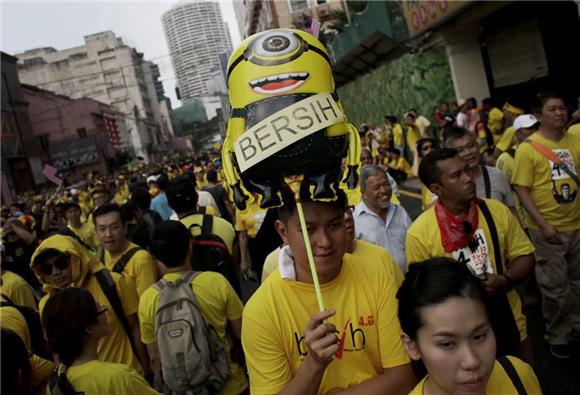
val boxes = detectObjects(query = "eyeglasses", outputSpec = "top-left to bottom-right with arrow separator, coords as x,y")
39,255 -> 69,276
422,144 -> 434,151
97,305 -> 109,316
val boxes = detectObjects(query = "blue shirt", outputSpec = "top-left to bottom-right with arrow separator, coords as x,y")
353,200 -> 412,272
150,192 -> 174,220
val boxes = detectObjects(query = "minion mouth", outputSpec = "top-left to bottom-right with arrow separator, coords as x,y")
249,72 -> 309,94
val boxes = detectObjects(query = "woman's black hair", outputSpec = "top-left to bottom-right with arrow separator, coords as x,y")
42,288 -> 100,366
397,257 -> 487,340
1,328 -> 31,395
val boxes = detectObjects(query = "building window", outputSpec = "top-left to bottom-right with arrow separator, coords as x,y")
76,128 -> 87,139
288,0 -> 309,13
317,0 -> 328,4
38,135 -> 49,151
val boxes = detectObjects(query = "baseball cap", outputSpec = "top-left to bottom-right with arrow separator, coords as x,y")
166,174 -> 197,207
513,114 -> 539,131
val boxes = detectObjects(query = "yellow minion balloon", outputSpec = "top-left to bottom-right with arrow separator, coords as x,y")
222,29 -> 360,210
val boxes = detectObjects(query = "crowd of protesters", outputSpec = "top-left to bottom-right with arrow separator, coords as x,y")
1,91 -> 579,394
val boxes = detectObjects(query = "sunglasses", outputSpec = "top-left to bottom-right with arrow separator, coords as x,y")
97,305 -> 109,316
39,255 -> 69,276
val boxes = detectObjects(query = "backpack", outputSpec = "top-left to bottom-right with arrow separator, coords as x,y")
188,213 -> 241,296
0,293 -> 51,360
154,271 -> 230,394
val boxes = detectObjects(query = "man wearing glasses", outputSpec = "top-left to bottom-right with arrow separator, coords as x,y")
30,234 -> 148,375
405,148 -> 535,361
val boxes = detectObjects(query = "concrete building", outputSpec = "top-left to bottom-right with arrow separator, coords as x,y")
240,0 -> 346,38
162,2 -> 233,102
1,52 -> 43,203
22,84 -> 118,181
15,31 -> 164,162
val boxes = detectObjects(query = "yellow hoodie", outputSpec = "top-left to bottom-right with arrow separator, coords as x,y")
31,235 -> 142,373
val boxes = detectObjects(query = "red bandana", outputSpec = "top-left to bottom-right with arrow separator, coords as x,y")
434,199 -> 480,252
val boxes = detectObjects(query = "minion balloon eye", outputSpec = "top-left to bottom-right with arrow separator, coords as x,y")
222,28 -> 361,211
254,32 -> 298,57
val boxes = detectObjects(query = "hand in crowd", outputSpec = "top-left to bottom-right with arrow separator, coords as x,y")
304,309 -> 340,368
483,273 -> 509,295
541,222 -> 563,245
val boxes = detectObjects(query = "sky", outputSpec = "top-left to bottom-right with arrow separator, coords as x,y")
0,0 -> 243,108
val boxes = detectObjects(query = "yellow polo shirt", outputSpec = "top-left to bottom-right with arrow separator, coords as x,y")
406,199 -> 535,340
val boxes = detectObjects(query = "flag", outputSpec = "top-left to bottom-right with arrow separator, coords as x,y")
104,116 -> 122,150
42,164 -> 62,185
307,18 -> 321,39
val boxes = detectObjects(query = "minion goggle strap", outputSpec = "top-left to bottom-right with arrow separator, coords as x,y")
233,92 -> 344,173
227,31 -> 331,83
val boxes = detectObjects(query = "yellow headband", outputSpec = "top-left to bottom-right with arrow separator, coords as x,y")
503,103 -> 524,115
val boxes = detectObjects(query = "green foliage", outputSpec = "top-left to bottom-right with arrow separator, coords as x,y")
337,48 -> 455,125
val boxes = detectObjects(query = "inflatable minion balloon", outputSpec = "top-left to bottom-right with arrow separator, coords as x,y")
222,29 -> 361,210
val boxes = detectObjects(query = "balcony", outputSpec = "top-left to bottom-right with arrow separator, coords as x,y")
329,1 -> 410,86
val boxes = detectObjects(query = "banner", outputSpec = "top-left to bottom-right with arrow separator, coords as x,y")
234,93 -> 344,173
402,0 -> 471,38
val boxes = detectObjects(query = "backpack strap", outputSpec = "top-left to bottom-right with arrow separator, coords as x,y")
153,271 -> 200,293
112,246 -> 143,274
477,200 -> 503,274
201,213 -> 213,238
95,270 -> 138,358
482,165 -> 491,199
0,293 -> 14,305
507,147 -> 516,158
525,139 -> 580,186
48,365 -> 77,395
497,356 -> 528,395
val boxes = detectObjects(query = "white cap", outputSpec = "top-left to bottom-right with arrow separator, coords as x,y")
513,114 -> 539,131
146,175 -> 159,184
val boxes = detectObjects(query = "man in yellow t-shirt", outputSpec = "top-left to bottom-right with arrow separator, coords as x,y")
482,98 -> 504,145
407,148 -> 535,360
30,235 -> 145,374
512,93 -> 580,359
0,267 -> 37,310
139,221 -> 247,395
64,202 -> 99,251
493,100 -> 524,158
243,192 -> 415,394
405,113 -> 421,155
94,204 -> 159,297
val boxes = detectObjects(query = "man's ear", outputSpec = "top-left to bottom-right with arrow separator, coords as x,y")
274,219 -> 289,245
429,182 -> 442,197
401,331 -> 422,361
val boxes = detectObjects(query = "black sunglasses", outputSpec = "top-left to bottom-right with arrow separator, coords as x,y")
39,255 -> 69,276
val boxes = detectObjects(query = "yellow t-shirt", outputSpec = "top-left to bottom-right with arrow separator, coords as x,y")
420,183 -> 437,211
496,149 -> 526,226
1,304 -> 55,390
406,125 -> 421,152
487,107 -> 505,143
179,214 -> 236,254
235,201 -> 267,238
243,253 -> 410,394
104,242 -> 159,296
409,356 -> 542,394
65,360 -> 160,395
568,123 -> 580,136
261,241 -> 404,287
68,221 -> 99,250
406,199 -> 535,340
0,270 -> 37,310
511,132 -> 580,231
138,271 -> 247,395
496,126 -> 516,153
39,272 -> 142,373
392,123 -> 404,147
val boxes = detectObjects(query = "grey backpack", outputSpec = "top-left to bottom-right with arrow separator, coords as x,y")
154,271 -> 230,394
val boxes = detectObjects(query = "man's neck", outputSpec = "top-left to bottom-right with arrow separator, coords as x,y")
441,199 -> 470,216
295,259 -> 342,285
163,264 -> 191,274
468,164 -> 483,179
539,126 -> 565,142
109,240 -> 130,259
71,338 -> 99,367
363,199 -> 389,222
69,220 -> 82,228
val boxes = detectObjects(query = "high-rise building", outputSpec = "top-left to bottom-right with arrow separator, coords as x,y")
162,2 -> 233,103
15,31 -> 166,162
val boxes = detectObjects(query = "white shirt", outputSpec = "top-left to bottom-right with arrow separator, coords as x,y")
353,200 -> 412,272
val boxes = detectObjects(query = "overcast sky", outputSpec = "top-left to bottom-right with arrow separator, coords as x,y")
1,0 -> 243,107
